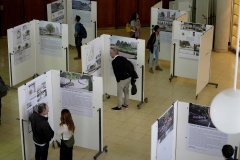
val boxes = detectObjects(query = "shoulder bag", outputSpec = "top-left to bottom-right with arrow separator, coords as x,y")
62,133 -> 75,148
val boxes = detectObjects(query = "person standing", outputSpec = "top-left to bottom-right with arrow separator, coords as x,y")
57,109 -> 75,160
222,145 -> 236,160
29,103 -> 54,160
129,12 -> 141,38
110,48 -> 131,110
74,15 -> 82,60
147,25 -> 162,74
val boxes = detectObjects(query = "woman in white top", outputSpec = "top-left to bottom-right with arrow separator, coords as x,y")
57,109 -> 75,160
129,12 -> 141,38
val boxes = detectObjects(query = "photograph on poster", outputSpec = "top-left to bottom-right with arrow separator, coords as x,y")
72,0 -> 91,27
25,75 -> 48,117
51,1 -> 65,23
187,103 -> 229,157
39,21 -> 62,57
181,22 -> 206,32
86,38 -> 101,76
179,30 -> 201,60
189,103 -> 215,128
158,105 -> 174,143
110,36 -> 137,75
60,71 -> 93,117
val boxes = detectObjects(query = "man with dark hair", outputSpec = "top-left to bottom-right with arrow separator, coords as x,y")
110,48 -> 131,110
74,15 -> 82,60
222,144 -> 235,160
29,103 -> 54,160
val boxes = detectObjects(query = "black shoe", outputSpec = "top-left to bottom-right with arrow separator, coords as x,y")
56,140 -> 61,148
111,106 -> 121,110
122,105 -> 128,109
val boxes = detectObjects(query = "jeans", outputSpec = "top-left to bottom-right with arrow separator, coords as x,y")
35,143 -> 49,160
60,140 -> 73,160
149,45 -> 160,68
117,78 -> 131,108
75,37 -> 82,58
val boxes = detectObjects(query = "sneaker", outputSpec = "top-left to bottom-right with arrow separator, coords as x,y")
74,57 -> 81,60
149,68 -> 154,74
111,106 -> 121,110
122,105 -> 128,109
155,66 -> 163,71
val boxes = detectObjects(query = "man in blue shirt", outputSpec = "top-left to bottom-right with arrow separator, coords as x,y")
222,145 -> 236,160
74,15 -> 82,60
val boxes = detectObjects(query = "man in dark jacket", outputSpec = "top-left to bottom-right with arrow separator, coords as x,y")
29,103 -> 54,160
110,48 -> 131,110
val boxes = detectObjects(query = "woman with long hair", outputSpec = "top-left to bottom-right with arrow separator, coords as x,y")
129,12 -> 141,38
147,25 -> 162,73
57,109 -> 75,160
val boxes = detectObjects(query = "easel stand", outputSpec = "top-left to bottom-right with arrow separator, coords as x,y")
234,146 -> 238,160
169,43 -> 177,82
137,65 -> 148,109
64,47 -> 68,71
94,108 -> 108,160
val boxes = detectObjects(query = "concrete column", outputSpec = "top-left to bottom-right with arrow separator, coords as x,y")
214,0 -> 231,52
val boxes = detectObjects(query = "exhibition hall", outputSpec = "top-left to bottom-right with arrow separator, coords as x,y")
0,0 -> 240,160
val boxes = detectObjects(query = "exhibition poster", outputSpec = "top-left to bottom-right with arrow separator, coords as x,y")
157,105 -> 175,160
157,9 -> 181,44
187,103 -> 228,157
13,23 -> 31,65
39,21 -> 62,57
85,38 -> 101,76
72,0 -> 92,27
110,35 -> 138,76
51,0 -> 65,23
179,22 -> 206,60
25,74 -> 48,117
60,71 -> 93,117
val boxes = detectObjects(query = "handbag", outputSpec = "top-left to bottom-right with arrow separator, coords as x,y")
146,33 -> 156,49
62,133 -> 75,148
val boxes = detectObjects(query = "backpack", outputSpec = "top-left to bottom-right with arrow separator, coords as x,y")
124,58 -> 138,79
77,23 -> 87,39
126,23 -> 131,33
0,77 -> 8,98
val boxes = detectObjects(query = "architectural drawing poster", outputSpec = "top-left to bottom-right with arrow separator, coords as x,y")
51,0 -> 65,23
187,103 -> 228,157
72,0 -> 91,27
25,74 -> 48,117
85,38 -> 101,76
60,71 -> 93,117
13,23 -> 31,65
110,35 -> 138,76
39,21 -> 62,57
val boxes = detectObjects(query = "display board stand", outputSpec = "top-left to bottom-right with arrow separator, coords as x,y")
67,1 -> 97,47
150,7 -> 188,61
170,21 -> 217,98
151,101 -> 240,160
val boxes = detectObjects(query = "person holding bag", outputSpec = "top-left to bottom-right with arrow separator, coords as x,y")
129,12 -> 141,38
146,25 -> 162,74
57,109 -> 75,160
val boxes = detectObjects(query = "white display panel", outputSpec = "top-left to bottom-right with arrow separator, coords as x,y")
151,7 -> 188,61
18,71 -> 55,160
151,121 -> 158,160
196,26 -> 214,96
35,20 -> 69,75
8,21 -> 36,87
67,1 -> 97,46
169,1 -> 192,22
47,0 -> 67,23
102,34 -> 145,102
176,101 -> 240,160
51,70 -> 103,150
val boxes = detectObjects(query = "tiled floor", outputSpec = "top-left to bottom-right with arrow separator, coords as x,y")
0,27 -> 239,160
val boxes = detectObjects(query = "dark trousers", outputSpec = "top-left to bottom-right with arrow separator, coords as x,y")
60,140 -> 73,160
35,143 -> 49,160
75,37 -> 82,58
